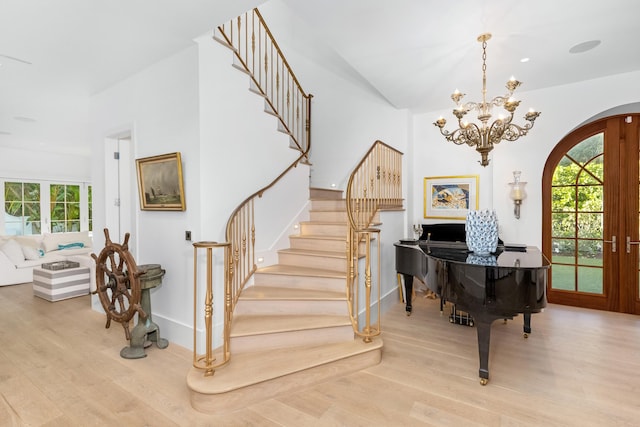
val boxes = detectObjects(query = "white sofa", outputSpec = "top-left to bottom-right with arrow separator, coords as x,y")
0,231 -> 96,291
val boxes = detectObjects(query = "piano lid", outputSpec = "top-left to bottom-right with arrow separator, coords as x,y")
421,243 -> 550,270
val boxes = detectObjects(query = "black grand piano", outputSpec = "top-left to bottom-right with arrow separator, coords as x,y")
395,223 -> 550,384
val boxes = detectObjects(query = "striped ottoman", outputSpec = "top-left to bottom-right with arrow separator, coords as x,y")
33,266 -> 91,302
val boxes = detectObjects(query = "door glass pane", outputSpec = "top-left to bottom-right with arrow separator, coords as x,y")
552,238 -> 575,258
551,133 -> 604,294
577,213 -> 603,239
577,239 -> 602,267
552,264 -> 575,291
577,266 -> 603,294
552,213 -> 575,238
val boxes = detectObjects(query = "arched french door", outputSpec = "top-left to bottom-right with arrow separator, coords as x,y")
543,114 -> 640,314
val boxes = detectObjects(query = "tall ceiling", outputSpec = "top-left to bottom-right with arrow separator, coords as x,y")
1,0 -> 639,156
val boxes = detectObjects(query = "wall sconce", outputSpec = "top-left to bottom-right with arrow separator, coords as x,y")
509,171 -> 527,219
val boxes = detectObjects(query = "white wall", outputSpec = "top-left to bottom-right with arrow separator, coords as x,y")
0,147 -> 90,182
258,2 -> 411,192
89,31 -> 314,350
90,46 -> 202,349
412,70 -> 640,247
196,34 -> 310,350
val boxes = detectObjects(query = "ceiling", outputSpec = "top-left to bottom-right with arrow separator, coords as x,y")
2,0 -> 639,157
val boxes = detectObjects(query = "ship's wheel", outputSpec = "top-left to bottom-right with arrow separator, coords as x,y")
91,228 -> 146,340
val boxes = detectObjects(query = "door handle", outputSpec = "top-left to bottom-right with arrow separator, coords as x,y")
626,236 -> 640,253
604,235 -> 616,253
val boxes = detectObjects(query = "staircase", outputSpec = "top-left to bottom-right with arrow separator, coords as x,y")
187,188 -> 382,414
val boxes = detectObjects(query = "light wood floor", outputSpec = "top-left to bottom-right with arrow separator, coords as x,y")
1,282 -> 639,426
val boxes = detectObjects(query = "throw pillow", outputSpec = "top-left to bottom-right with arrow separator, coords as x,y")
1,239 -> 26,265
22,245 -> 41,260
58,242 -> 84,250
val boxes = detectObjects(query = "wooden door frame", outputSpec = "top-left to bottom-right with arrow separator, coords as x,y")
543,114 -> 640,314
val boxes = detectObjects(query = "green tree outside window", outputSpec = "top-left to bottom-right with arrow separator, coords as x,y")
4,181 -> 41,235
50,184 -> 80,233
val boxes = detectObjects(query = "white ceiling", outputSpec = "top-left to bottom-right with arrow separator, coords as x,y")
2,0 -> 639,156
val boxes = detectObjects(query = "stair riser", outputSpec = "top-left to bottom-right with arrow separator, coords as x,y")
310,188 -> 344,200
310,199 -> 345,211
253,272 -> 345,292
289,237 -> 370,254
289,237 -> 347,252
309,210 -> 379,224
230,325 -> 354,354
234,299 -> 347,316
300,222 -> 348,236
309,210 -> 348,222
278,252 -> 347,272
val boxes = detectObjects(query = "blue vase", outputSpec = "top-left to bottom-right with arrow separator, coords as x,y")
465,210 -> 499,255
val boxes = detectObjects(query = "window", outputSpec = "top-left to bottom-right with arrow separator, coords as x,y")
3,181 -> 41,235
88,185 -> 93,232
2,179 -> 92,235
50,184 -> 80,232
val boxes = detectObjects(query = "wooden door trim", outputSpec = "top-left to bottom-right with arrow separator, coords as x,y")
543,114 -> 640,314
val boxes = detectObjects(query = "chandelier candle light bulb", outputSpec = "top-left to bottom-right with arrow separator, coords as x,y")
434,33 -> 541,166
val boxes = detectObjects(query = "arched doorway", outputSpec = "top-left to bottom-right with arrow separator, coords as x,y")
542,114 -> 640,314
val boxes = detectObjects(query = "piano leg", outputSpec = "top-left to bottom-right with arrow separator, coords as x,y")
475,319 -> 493,385
523,312 -> 531,338
401,274 -> 413,315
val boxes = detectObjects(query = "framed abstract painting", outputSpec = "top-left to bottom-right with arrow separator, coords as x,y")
423,175 -> 478,219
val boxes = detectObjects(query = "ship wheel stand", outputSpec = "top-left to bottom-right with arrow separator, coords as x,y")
92,228 -> 168,359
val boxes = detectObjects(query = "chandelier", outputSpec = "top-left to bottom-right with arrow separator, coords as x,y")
434,33 -> 541,167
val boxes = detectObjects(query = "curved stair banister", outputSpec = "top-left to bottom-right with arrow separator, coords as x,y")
192,8 -> 312,376
346,140 -> 403,342
215,8 -> 311,160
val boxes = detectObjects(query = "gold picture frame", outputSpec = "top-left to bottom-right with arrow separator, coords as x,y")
424,175 -> 478,219
136,152 -> 186,211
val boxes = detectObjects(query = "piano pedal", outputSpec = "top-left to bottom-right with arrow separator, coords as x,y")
449,306 -> 474,327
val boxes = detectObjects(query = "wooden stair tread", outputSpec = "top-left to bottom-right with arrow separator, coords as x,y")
231,314 -> 350,336
241,286 -> 344,300
290,234 -> 346,240
257,264 -> 345,278
300,220 -> 347,225
187,339 -> 382,394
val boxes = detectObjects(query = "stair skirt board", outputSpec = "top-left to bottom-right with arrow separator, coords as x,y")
187,339 -> 383,414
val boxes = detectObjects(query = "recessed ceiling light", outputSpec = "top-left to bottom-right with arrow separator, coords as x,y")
14,116 -> 37,123
520,57 -> 530,63
569,40 -> 601,54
